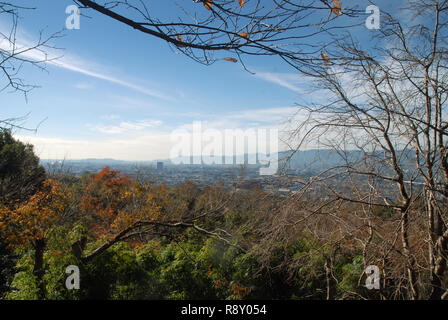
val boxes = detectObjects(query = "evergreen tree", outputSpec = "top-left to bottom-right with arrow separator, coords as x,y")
0,129 -> 46,205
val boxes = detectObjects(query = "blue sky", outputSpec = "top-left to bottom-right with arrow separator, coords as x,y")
1,0 -> 405,160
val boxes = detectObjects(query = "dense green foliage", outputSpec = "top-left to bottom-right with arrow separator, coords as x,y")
0,239 -> 15,298
0,129 -> 45,204
3,229 -> 365,300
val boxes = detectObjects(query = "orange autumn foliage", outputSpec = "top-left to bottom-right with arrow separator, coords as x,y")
81,167 -> 161,240
204,0 -> 212,10
222,57 -> 238,63
0,179 -> 68,247
321,52 -> 330,65
81,167 -> 131,236
230,282 -> 251,299
331,0 -> 342,16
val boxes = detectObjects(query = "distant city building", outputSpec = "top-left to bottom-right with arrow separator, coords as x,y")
157,161 -> 164,171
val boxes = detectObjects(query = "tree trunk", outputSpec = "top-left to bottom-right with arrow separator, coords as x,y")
400,208 -> 419,300
429,230 -> 448,300
325,259 -> 336,300
33,238 -> 46,299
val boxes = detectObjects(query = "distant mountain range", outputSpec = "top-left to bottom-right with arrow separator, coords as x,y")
41,158 -> 155,166
41,149 -> 417,172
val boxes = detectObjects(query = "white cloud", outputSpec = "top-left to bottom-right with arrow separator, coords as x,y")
0,32 -> 176,101
51,57 -> 176,101
16,106 -> 299,160
176,106 -> 301,134
16,134 -> 173,161
226,106 -> 299,123
89,119 -> 163,134
255,72 -> 308,94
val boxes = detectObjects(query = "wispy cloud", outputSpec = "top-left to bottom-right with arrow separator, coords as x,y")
255,70 -> 370,106
177,106 -> 299,132
51,58 -> 176,101
0,32 -> 176,101
88,119 -> 163,134
17,106 -> 298,160
226,106 -> 299,123
255,72 -> 308,94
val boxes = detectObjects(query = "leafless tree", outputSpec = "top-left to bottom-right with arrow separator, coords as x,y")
280,0 -> 448,299
0,3 -> 60,98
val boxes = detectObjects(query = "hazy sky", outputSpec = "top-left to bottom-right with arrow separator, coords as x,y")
1,0 -> 404,160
